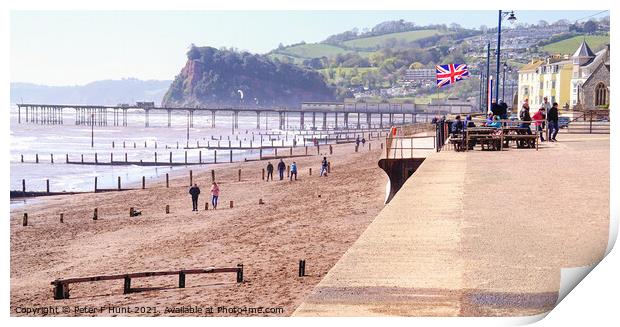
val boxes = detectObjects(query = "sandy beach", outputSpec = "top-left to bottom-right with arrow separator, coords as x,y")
10,141 -> 387,316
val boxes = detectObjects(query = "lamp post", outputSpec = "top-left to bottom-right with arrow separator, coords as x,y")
502,62 -> 508,101
495,10 -> 516,103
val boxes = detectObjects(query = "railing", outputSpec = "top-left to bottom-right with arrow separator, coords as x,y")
385,136 -> 437,159
384,123 -> 438,158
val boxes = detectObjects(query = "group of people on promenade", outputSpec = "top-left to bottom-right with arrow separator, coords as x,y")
447,96 -> 560,143
518,97 -> 560,142
188,156 -> 330,210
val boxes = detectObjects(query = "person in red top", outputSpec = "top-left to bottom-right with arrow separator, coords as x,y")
532,107 -> 546,142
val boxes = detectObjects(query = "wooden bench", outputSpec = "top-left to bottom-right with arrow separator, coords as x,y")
503,134 -> 538,150
449,135 -> 465,151
51,265 -> 243,300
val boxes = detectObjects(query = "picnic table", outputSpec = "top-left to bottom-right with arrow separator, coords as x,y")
501,126 -> 538,149
465,127 -> 502,151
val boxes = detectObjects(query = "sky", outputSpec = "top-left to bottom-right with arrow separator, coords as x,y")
10,10 -> 608,86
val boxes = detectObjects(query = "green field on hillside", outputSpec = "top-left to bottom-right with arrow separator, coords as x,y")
318,67 -> 379,82
542,34 -> 610,55
276,43 -> 351,59
342,29 -> 447,49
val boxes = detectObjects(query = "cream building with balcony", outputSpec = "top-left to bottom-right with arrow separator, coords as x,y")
518,40 -> 610,110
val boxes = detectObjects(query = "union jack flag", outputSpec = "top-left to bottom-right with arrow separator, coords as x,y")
435,64 -> 470,88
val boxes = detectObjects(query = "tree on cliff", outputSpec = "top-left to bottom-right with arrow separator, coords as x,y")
162,45 -> 337,107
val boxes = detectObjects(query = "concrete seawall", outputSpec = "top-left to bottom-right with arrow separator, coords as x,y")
294,134 -> 609,316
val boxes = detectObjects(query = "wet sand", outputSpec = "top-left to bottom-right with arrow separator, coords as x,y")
10,141 -> 387,316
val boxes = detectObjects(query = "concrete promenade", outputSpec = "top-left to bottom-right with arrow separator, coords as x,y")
293,134 -> 609,316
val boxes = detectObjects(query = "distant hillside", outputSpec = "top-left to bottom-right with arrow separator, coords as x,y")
341,29 -> 450,50
10,78 -> 171,105
162,46 -> 336,107
541,34 -> 610,55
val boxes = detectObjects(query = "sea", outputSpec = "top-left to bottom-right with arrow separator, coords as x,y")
10,105 -> 431,207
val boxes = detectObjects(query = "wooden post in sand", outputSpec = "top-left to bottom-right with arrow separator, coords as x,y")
309,168 -> 312,176
22,213 -> 28,226
189,170 -> 193,186
238,169 -> 241,182
287,165 -> 290,178
205,202 -> 208,210
380,142 -> 384,150
93,208 -> 98,220
60,213 -> 64,223
211,170 -> 215,182
369,142 -> 372,151
317,145 -> 320,155
262,168 -> 265,180
289,147 -> 293,156
142,176 -> 145,189
329,145 -> 333,155
305,146 -> 308,155
299,260 -> 306,277
165,205 -> 170,214
229,200 -> 234,209
166,173 -> 169,188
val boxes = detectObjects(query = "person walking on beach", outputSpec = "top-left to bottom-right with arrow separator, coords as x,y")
210,182 -> 220,210
266,162 -> 274,181
290,161 -> 298,181
277,159 -> 286,180
547,102 -> 559,142
189,183 -> 201,211
320,157 -> 328,177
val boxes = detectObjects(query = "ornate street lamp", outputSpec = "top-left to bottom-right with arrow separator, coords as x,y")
495,10 -> 517,103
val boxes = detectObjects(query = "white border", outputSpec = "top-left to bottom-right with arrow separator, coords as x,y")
3,1 -> 617,326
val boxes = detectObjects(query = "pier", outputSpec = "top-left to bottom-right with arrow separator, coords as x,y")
15,102 -> 471,129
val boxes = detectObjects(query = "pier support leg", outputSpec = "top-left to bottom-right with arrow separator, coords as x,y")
322,112 -> 327,130
300,112 -> 305,130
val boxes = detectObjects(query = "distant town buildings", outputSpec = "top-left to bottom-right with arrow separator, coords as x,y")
517,40 -> 610,110
404,69 -> 436,82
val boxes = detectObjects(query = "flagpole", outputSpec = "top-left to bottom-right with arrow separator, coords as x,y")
485,42 -> 491,113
